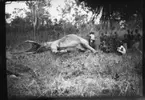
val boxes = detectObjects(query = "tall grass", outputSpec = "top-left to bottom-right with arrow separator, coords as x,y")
7,48 -> 142,97
6,21 -> 142,98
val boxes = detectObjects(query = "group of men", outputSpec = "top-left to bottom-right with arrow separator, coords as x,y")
88,31 -> 127,55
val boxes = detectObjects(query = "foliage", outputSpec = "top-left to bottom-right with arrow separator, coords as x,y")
5,13 -> 11,19
99,27 -> 142,53
6,0 -> 104,35
6,0 -> 142,38
99,32 -> 120,53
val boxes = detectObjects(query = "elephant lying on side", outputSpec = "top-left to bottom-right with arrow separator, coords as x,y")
24,34 -> 97,54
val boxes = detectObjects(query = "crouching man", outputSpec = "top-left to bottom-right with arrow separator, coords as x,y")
117,43 -> 127,55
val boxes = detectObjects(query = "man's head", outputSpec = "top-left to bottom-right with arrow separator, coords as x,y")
90,32 -> 94,34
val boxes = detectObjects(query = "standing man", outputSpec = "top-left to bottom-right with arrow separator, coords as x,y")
88,32 -> 96,49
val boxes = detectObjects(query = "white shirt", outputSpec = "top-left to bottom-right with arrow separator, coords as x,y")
89,34 -> 95,40
117,45 -> 126,54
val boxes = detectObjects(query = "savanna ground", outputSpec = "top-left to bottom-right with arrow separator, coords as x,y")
6,24 -> 143,99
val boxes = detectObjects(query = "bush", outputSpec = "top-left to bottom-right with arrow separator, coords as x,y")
99,32 -> 122,53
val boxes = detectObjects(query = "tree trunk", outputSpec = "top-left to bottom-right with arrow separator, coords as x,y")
33,4 -> 37,41
33,24 -> 36,40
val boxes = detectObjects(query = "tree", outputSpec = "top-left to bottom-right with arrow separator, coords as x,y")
10,16 -> 26,32
5,13 -> 11,19
25,0 -> 51,40
78,0 -> 142,30
5,13 -> 11,32
56,0 -> 103,36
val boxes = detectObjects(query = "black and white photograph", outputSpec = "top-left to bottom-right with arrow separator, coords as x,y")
5,0 -> 143,99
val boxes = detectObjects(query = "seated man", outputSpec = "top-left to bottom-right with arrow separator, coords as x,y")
117,44 -> 127,55
88,32 -> 96,49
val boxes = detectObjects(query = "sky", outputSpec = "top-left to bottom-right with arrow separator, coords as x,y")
49,0 -> 65,17
5,1 -> 28,14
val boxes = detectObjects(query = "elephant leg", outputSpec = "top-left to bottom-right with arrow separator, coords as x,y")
81,42 -> 97,53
